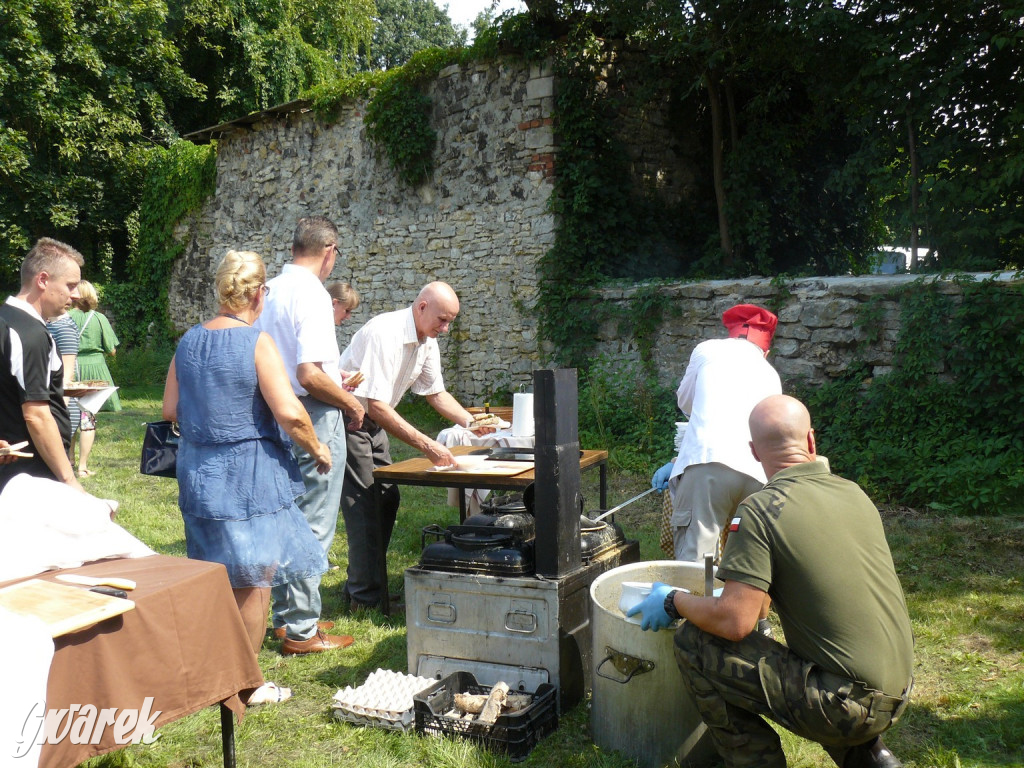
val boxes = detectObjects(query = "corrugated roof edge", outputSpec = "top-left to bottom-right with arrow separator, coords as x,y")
183,99 -> 312,144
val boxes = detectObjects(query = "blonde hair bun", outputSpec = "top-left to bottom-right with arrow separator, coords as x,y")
215,250 -> 266,312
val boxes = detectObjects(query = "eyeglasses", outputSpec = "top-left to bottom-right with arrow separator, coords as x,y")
261,284 -> 270,296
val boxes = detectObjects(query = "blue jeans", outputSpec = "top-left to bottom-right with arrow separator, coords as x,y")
271,398 -> 347,640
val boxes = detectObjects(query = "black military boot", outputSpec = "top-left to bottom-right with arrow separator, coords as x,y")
843,737 -> 903,768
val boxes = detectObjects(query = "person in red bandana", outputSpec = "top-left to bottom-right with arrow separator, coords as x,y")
651,303 -> 782,572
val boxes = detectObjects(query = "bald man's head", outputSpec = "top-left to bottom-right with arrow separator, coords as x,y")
413,281 -> 460,340
748,394 -> 816,478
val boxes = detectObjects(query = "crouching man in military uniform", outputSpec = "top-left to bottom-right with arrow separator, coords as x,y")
629,394 -> 913,768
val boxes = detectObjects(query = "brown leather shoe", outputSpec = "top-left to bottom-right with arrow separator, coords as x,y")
280,629 -> 354,655
271,621 -> 334,640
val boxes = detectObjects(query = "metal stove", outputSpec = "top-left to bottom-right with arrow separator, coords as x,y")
405,369 -> 640,712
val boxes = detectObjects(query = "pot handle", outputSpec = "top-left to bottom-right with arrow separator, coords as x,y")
595,646 -> 656,684
420,523 -> 446,549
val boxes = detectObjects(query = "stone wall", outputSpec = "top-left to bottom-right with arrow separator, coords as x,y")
595,273 -> 1018,391
171,57 -> 1020,403
172,58 -> 558,400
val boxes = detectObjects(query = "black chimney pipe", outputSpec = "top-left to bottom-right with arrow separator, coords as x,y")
532,369 -> 583,577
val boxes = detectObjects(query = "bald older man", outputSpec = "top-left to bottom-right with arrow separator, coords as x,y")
630,395 -> 914,768
338,281 -> 486,612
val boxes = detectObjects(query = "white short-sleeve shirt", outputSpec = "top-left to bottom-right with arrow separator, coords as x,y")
254,264 -> 341,397
670,337 -> 782,485
339,306 -> 444,410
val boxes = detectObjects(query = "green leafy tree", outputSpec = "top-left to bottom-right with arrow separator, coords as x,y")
470,7 -> 499,40
359,0 -> 465,71
0,0 -> 202,289
847,0 -> 1024,270
167,0 -> 376,131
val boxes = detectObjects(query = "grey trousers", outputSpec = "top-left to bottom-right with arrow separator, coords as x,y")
673,620 -> 910,768
672,462 -> 764,562
270,399 -> 347,640
340,422 -> 400,607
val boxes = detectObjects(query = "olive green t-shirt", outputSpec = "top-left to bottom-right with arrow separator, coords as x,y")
718,461 -> 913,695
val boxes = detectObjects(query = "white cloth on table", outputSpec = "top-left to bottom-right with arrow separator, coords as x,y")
0,607 -> 52,767
436,427 -> 535,516
0,473 -> 154,583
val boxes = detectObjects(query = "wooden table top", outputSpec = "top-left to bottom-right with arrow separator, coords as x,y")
374,445 -> 608,488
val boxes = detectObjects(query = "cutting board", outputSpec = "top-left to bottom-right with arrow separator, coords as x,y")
0,579 -> 135,638
427,461 -> 533,477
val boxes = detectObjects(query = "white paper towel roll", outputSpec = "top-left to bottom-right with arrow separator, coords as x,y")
512,393 -> 535,437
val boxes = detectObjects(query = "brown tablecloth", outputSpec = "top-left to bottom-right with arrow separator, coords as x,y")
2,555 -> 265,768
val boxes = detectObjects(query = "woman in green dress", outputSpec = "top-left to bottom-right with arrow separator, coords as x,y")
69,280 -> 120,477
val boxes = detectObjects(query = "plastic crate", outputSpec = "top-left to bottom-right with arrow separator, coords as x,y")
414,671 -> 558,762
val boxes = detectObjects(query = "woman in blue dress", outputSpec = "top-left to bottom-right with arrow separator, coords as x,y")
162,250 -> 336,704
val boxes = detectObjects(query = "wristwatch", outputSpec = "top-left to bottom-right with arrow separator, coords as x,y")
663,589 -> 681,621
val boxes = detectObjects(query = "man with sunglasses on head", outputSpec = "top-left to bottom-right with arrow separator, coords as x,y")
254,216 -> 365,654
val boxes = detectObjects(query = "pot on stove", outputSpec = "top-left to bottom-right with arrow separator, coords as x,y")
580,515 -> 627,562
419,522 -> 535,575
462,511 -> 536,540
481,492 -> 529,516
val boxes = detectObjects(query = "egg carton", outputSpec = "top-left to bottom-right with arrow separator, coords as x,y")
332,669 -> 438,733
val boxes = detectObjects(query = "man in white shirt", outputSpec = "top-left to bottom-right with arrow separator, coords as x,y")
651,304 -> 782,564
254,216 -> 365,654
338,281 -> 484,612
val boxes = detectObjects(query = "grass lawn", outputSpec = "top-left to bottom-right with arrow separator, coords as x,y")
78,386 -> 1024,768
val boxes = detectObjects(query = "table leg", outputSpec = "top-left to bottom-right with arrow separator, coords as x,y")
220,703 -> 236,768
459,489 -> 468,523
599,462 -> 608,510
375,480 -> 390,616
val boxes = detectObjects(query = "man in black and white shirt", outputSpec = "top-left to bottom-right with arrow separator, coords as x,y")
0,238 -> 85,493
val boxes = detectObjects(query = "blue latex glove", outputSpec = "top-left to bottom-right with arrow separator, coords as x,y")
626,581 -> 676,631
651,461 -> 674,491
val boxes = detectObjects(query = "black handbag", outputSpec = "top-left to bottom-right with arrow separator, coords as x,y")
140,421 -> 179,478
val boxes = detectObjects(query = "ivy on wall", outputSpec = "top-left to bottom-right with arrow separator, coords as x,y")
307,43 -> 499,187
797,277 -> 1024,514
109,141 -> 217,347
535,28 -> 630,367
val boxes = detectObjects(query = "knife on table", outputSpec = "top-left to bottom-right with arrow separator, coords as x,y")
56,574 -> 137,590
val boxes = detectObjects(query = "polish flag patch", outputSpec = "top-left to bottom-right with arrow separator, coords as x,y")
729,517 -> 741,532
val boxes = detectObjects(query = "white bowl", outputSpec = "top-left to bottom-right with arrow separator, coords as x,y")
618,581 -> 653,624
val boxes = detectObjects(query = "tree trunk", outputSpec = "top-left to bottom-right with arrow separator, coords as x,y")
907,109 -> 919,273
705,71 -> 733,266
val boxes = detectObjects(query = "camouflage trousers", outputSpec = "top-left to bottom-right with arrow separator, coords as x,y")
673,621 -> 910,768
